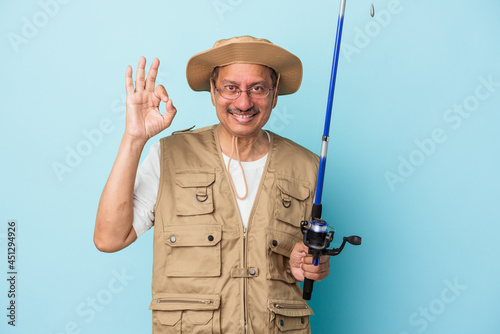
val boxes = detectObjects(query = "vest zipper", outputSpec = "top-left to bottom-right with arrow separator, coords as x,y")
273,303 -> 309,310
156,298 -> 215,305
243,227 -> 248,334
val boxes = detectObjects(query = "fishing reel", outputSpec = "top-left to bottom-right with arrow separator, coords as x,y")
300,215 -> 361,300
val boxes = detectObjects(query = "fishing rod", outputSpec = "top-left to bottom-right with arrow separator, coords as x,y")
300,0 -> 365,300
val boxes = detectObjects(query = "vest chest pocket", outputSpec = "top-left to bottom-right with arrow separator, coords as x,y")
175,171 -> 215,216
150,293 -> 221,334
268,299 -> 313,333
164,225 -> 221,277
275,177 -> 311,227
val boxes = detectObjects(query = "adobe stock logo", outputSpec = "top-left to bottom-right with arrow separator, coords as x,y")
47,268 -> 135,334
267,106 -> 296,132
341,0 -> 411,63
213,0 -> 244,21
399,278 -> 467,334
384,74 -> 499,192
51,119 -> 115,182
7,0 -> 73,54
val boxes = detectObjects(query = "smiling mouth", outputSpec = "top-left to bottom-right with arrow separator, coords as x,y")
232,114 -> 254,119
227,108 -> 260,119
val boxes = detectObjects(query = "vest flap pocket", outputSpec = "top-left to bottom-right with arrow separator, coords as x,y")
276,178 -> 310,201
175,172 -> 215,188
150,294 -> 221,333
269,299 -> 313,332
268,299 -> 313,317
175,171 -> 216,216
164,226 -> 221,277
267,229 -> 301,283
275,177 -> 311,227
185,310 -> 213,325
155,310 -> 181,326
150,293 -> 221,311
267,229 -> 299,257
164,225 -> 221,247
275,314 -> 310,332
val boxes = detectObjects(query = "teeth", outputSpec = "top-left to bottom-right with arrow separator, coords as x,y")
233,114 -> 253,118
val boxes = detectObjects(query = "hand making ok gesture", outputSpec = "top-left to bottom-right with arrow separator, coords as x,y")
124,57 -> 177,143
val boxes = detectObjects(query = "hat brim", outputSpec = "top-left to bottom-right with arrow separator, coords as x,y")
186,41 -> 302,95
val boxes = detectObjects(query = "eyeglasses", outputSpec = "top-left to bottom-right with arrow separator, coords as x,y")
215,85 -> 274,100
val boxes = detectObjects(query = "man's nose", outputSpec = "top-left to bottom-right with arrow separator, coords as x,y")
233,91 -> 254,111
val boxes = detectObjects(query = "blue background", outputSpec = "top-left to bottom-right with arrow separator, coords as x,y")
2,0 -> 499,333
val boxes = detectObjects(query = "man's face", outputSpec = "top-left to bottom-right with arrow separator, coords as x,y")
210,63 -> 277,139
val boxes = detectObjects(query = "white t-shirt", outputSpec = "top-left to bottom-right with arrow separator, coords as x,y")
132,139 -> 268,237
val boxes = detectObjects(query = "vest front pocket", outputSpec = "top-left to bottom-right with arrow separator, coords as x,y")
267,229 -> 301,283
150,293 -> 221,334
275,177 -> 311,228
267,298 -> 313,333
174,171 -> 216,216
164,225 -> 222,277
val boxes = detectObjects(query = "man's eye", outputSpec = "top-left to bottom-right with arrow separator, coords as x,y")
224,85 -> 237,91
251,86 -> 264,92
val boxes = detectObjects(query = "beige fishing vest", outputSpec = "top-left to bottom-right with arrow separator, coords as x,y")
149,125 -> 319,333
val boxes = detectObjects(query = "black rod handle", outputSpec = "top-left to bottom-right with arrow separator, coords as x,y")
303,278 -> 314,300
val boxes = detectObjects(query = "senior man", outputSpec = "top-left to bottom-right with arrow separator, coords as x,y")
94,36 -> 331,333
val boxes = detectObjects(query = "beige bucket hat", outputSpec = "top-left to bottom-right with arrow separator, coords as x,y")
186,36 -> 303,95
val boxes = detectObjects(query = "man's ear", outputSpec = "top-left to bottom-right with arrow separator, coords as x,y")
271,89 -> 279,108
210,81 -> 216,106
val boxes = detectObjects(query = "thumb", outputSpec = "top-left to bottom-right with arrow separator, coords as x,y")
162,98 -> 177,127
